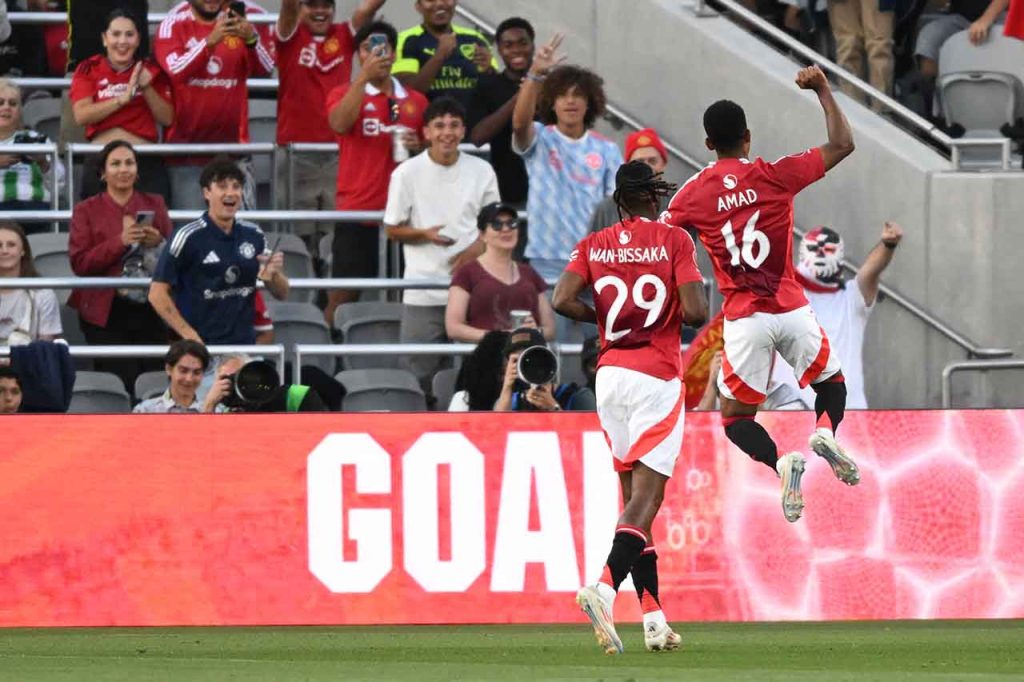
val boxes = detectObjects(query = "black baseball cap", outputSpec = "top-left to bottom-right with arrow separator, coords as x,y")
477,202 -> 520,231
507,327 -> 546,353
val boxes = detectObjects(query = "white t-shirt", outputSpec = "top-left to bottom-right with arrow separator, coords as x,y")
383,151 -> 500,306
0,288 -> 62,345
777,280 -> 872,409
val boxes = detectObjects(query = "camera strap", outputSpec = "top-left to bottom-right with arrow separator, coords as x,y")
286,385 -> 310,412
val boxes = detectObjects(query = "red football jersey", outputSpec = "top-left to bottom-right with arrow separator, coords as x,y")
565,216 -> 703,381
325,80 -> 428,211
662,149 -> 825,320
70,55 -> 171,142
275,22 -> 355,144
154,2 -> 275,144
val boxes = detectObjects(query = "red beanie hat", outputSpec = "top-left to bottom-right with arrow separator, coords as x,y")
624,128 -> 668,164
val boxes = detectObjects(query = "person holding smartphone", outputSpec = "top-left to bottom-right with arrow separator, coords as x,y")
69,140 -> 172,389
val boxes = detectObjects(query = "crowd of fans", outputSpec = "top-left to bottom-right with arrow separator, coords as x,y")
0,0 -> 912,414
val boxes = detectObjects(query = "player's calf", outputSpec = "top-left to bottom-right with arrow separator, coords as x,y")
723,415 -> 778,471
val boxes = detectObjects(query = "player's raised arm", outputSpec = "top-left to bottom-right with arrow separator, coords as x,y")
552,271 -> 596,324
796,65 -> 854,172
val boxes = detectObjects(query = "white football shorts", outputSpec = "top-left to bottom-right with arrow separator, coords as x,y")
595,365 -> 686,478
717,304 -> 841,405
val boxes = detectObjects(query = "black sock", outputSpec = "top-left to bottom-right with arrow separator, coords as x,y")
812,379 -> 847,433
631,549 -> 661,611
603,528 -> 647,590
724,417 -> 778,471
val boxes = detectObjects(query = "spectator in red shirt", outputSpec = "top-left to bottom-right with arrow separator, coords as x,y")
275,0 -> 384,250
69,140 -> 172,388
154,0 -> 275,209
446,201 -> 554,343
71,8 -> 174,202
324,20 -> 427,324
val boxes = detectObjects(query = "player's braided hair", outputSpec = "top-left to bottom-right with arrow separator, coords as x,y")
612,161 -> 676,224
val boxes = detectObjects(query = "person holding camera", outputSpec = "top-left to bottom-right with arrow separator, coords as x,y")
203,353 -> 327,412
154,0 -> 275,209
492,327 -> 595,412
69,140 -> 171,389
0,78 -> 65,219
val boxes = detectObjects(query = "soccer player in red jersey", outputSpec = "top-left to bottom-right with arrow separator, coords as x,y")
662,65 -> 860,524
553,161 -> 708,655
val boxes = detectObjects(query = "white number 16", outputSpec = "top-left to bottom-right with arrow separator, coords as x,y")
720,210 -> 769,269
594,274 -> 667,342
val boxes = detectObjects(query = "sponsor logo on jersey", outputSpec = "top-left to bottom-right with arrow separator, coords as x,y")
588,245 -> 669,264
202,251 -> 221,265
224,265 -> 241,285
723,174 -> 738,190
206,56 -> 223,75
362,118 -> 382,136
585,152 -> 603,170
97,82 -> 131,100
569,249 -> 579,262
239,242 -> 257,259
619,230 -> 632,245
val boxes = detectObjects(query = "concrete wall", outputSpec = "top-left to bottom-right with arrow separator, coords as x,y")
453,0 -> 1023,408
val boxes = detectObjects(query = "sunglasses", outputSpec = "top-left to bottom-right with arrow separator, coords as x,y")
807,243 -> 839,254
386,98 -> 400,124
490,218 -> 519,231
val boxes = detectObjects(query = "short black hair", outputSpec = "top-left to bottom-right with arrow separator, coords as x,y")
104,7 -> 144,36
353,20 -> 398,52
165,339 -> 211,371
703,99 -> 748,151
539,65 -> 606,130
495,17 -> 535,43
199,156 -> 245,189
423,96 -> 466,125
0,366 -> 21,387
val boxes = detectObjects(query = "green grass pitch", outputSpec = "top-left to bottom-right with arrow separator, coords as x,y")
1,621 -> 1022,681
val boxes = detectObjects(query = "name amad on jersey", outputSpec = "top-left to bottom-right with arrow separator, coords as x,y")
587,245 -> 669,264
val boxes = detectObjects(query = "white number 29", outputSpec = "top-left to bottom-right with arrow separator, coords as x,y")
720,210 -> 769,269
594,274 -> 667,342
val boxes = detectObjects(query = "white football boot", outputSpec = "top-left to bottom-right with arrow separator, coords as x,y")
576,585 -> 624,655
777,452 -> 806,523
809,428 -> 861,486
644,621 -> 682,651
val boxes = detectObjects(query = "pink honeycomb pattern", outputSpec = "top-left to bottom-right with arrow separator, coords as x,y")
721,410 -> 1024,620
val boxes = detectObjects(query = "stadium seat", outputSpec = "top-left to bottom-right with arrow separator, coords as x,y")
134,370 -> 169,402
264,231 -> 315,302
28,232 -> 72,304
556,347 -> 589,390
937,71 -> 1023,166
58,304 -> 93,371
68,371 -> 132,414
248,99 -> 277,208
335,368 -> 427,412
431,367 -> 459,411
265,301 -> 334,373
333,301 -> 404,369
21,96 -> 61,142
939,30 -> 1024,96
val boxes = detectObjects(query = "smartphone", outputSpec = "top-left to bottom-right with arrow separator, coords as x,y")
135,210 -> 155,226
229,1 -> 247,17
367,32 -> 388,56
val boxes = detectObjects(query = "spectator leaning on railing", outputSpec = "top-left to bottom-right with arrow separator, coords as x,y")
0,221 -> 62,346
383,96 -> 499,391
324,19 -> 427,323
71,8 -> 174,202
275,0 -> 385,250
132,338 -> 210,412
69,140 -> 171,388
148,157 -> 289,345
154,0 -> 275,209
0,78 -> 65,220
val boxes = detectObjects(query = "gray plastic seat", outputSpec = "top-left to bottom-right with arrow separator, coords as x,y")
134,370 -> 169,402
334,302 -> 404,369
264,231 -> 315,301
59,304 -> 92,370
937,71 -> 1023,167
266,301 -> 334,373
431,367 -> 459,411
335,368 -> 426,412
28,233 -> 73,303
21,96 -> 61,142
248,99 -> 277,207
69,371 -> 131,413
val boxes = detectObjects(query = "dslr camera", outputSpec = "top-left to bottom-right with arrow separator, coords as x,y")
220,360 -> 280,410
507,327 -> 560,412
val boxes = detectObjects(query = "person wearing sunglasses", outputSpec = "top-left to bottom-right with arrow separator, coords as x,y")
775,221 -> 903,409
0,79 -> 65,220
324,19 -> 428,325
445,201 -> 554,343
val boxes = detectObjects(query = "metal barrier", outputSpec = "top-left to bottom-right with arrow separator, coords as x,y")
0,143 -> 61,210
0,343 -> 287,383
941,359 -> 1024,408
8,11 -> 280,25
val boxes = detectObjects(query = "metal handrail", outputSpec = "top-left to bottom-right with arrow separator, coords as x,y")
941,359 -> 1024,408
0,209 -> 387,222
0,343 -> 287,382
694,0 -> 955,153
0,277 -> 456,291
8,11 -> 280,25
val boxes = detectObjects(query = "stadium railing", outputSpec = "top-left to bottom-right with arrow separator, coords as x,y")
941,358 -> 1024,408
0,343 -> 287,381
